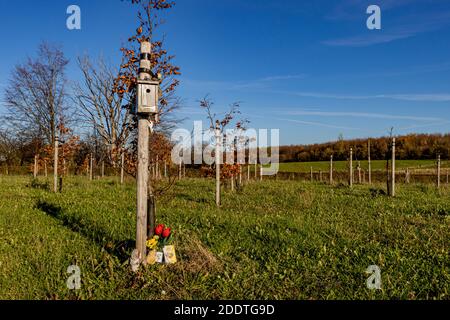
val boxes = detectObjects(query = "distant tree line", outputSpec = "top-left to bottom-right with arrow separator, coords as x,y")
278,133 -> 450,163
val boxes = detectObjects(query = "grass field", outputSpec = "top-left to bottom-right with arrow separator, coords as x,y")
276,160 -> 448,173
0,175 -> 448,300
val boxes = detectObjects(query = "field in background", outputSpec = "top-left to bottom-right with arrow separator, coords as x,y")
0,176 -> 448,299
275,160 -> 448,173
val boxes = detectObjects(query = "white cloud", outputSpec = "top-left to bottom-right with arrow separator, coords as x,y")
252,114 -> 359,130
323,9 -> 450,47
183,74 -> 307,91
282,91 -> 450,102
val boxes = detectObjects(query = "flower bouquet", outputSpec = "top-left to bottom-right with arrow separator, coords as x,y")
146,224 -> 177,265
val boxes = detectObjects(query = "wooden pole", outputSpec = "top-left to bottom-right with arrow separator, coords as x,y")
349,148 -> 353,188
44,161 -> 47,178
53,135 -> 58,193
101,161 -> 105,178
59,176 -> 63,193
215,122 -> 221,207
368,139 -> 372,185
310,167 -> 313,182
260,165 -> 263,181
329,155 -> 333,184
358,161 -> 362,184
406,168 -> 410,184
34,155 -> 38,178
231,175 -> 235,191
156,156 -> 159,180
247,163 -> 250,181
239,166 -> 242,185
136,115 -> 150,263
254,160 -> 257,179
437,154 -> 441,189
391,138 -> 396,197
89,153 -> 93,181
179,162 -> 182,180
120,152 -> 125,185
135,41 -> 156,266
164,161 -> 167,178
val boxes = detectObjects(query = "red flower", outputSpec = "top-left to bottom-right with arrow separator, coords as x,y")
155,224 -> 164,236
162,228 -> 171,238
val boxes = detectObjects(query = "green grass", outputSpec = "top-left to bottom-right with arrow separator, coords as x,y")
276,159 -> 448,173
0,175 -> 448,300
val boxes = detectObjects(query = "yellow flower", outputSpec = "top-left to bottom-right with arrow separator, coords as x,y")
146,238 -> 158,249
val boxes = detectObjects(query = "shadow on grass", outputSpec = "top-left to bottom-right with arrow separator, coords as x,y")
35,200 -> 134,262
176,193 -> 210,204
28,178 -> 50,191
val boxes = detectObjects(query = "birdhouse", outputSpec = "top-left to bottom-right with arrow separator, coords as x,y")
136,79 -> 159,114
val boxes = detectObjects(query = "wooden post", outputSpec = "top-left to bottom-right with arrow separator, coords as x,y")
59,176 -> 63,193
254,160 -> 257,179
368,139 -> 372,185
120,152 -> 125,185
89,153 -> 93,181
156,156 -> 159,180
231,175 -> 235,191
437,154 -> 441,189
406,168 -> 410,184
247,164 -> 250,181
183,163 -> 186,178
101,161 -> 105,178
34,155 -> 38,178
179,162 -> 182,180
391,138 -> 396,197
349,148 -> 353,188
447,168 -> 449,185
319,170 -> 322,182
164,161 -> 167,178
135,41 -> 155,265
53,135 -> 58,193
136,110 -> 150,263
358,161 -> 362,184
310,167 -> 313,182
239,166 -> 242,185
44,160 -> 47,178
215,121 -> 221,207
329,155 -> 333,184
260,165 -> 263,181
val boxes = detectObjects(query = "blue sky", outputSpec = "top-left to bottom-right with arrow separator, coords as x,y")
0,0 -> 449,145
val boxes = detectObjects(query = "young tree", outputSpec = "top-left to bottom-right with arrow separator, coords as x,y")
75,56 -> 133,166
4,42 -> 69,147
114,0 -> 182,138
199,96 -> 249,205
